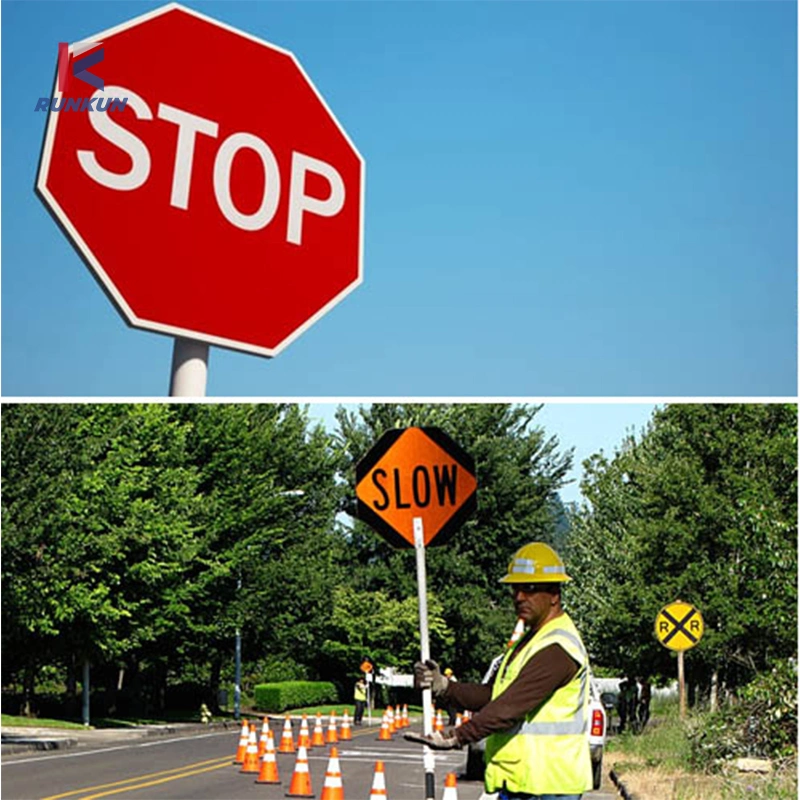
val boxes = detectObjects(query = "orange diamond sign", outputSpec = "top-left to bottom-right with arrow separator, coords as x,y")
355,427 -> 477,548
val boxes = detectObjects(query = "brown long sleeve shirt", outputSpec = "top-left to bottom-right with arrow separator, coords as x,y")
445,638 -> 579,746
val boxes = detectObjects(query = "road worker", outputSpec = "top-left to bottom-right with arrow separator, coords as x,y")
353,677 -> 367,725
406,542 -> 593,800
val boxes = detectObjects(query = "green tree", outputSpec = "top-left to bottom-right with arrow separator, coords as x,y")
2,404 -> 201,714
567,404 -> 797,697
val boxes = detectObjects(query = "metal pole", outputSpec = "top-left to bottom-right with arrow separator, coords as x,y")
82,659 -> 90,727
234,569 -> 243,721
678,651 -> 686,720
234,627 -> 241,721
169,337 -> 209,397
413,518 -> 435,800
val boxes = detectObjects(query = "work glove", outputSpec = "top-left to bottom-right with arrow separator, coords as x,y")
403,729 -> 462,750
413,659 -> 449,697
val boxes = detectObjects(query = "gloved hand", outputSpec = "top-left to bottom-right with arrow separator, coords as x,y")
403,729 -> 462,750
413,659 -> 449,697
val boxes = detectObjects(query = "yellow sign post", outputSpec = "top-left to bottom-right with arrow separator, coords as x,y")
655,600 -> 704,718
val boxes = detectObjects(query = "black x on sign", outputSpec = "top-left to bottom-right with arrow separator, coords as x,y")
655,600 -> 704,652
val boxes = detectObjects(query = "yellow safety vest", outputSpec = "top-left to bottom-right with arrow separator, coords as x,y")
354,683 -> 367,702
484,612 -> 593,795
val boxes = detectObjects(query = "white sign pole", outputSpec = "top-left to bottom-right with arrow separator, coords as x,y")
169,337 -> 209,397
413,517 -> 436,800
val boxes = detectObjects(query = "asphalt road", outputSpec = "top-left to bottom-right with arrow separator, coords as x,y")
1,723 -> 619,800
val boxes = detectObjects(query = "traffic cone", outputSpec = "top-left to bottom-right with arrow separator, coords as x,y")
279,715 -> 296,754
339,710 -> 352,741
442,772 -> 459,800
285,745 -> 314,798
234,719 -> 250,764
455,713 -> 463,727
377,713 -> 392,741
326,710 -> 339,744
259,717 -> 272,757
240,724 -> 261,774
401,705 -> 409,728
298,714 -> 311,749
319,746 -> 344,800
368,761 -> 388,800
386,706 -> 395,733
255,730 -> 281,784
434,710 -> 444,732
311,713 -> 326,747
507,617 -> 526,648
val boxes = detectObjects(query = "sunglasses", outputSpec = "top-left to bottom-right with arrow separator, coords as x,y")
509,583 -> 555,594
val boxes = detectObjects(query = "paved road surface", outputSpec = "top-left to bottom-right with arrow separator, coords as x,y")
2,722 -> 619,800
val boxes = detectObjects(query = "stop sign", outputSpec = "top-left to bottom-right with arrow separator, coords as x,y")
36,3 -> 364,357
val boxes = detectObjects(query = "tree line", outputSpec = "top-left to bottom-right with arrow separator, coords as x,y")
2,403 -> 795,718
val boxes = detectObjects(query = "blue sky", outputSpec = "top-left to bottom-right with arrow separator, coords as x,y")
308,400 -> 658,506
2,1 -> 796,398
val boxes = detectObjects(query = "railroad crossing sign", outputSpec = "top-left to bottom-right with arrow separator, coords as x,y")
655,600 -> 704,651
355,427 -> 477,549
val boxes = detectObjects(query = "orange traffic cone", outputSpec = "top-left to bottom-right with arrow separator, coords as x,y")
369,761 -> 388,800
386,706 -> 395,733
259,717 -> 272,757
234,719 -> 250,764
377,713 -> 392,741
339,710 -> 352,741
401,705 -> 409,729
279,715 -> 296,754
240,724 -> 261,774
285,745 -> 314,798
442,772 -> 459,800
455,713 -> 463,727
311,712 -> 326,747
319,746 -> 344,800
298,714 -> 311,749
255,730 -> 281,784
326,710 -> 339,744
434,710 -> 444,732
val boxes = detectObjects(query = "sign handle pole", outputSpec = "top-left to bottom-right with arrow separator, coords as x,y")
678,650 -> 686,720
413,517 -> 436,800
169,337 -> 209,397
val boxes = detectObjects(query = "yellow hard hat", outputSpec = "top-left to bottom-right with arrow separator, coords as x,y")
499,542 -> 572,584
443,668 -> 453,677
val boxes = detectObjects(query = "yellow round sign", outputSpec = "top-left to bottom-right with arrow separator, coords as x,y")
655,600 -> 704,651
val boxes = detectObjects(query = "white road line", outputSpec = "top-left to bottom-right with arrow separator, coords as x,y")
0,731 -> 232,765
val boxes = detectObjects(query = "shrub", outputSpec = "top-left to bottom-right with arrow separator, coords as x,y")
687,660 -> 797,770
254,681 -> 338,713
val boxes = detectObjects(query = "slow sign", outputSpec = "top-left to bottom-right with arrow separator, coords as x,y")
355,427 -> 477,549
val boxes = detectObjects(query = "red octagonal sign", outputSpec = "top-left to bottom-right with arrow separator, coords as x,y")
37,3 -> 364,357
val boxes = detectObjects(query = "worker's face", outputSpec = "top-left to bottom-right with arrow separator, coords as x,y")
510,583 -> 560,630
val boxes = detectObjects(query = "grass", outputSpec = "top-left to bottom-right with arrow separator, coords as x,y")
2,714 -> 91,730
608,701 -> 797,800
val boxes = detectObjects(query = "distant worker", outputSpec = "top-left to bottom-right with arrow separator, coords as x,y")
617,677 -> 630,733
353,677 -> 367,726
617,676 -> 637,734
443,667 -> 458,726
637,677 -> 651,729
406,542 -> 593,800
